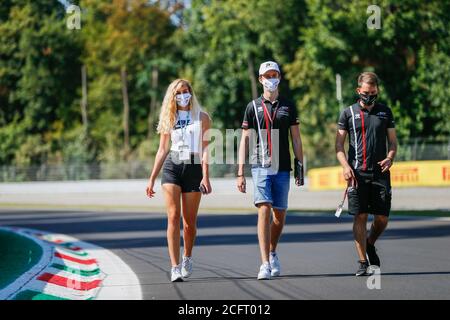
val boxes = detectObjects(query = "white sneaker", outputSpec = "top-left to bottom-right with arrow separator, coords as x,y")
181,256 -> 193,278
257,262 -> 272,280
171,266 -> 183,282
270,252 -> 281,277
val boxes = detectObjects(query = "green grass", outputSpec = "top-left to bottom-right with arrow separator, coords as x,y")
0,229 -> 43,290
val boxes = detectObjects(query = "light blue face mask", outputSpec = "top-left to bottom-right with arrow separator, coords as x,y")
262,77 -> 280,92
176,93 -> 192,107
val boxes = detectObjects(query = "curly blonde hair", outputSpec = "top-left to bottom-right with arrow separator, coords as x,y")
156,79 -> 203,134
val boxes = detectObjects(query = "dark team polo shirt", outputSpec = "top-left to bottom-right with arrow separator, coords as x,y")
241,95 -> 299,171
338,101 -> 395,172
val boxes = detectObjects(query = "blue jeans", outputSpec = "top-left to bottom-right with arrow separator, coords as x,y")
251,167 -> 290,210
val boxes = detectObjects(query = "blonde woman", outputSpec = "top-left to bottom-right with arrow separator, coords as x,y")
146,79 -> 212,282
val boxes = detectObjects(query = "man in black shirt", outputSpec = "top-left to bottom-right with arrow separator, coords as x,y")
237,61 -> 304,280
336,72 -> 398,276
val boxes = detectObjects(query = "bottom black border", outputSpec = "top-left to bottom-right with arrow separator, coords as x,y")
2,300 -> 448,318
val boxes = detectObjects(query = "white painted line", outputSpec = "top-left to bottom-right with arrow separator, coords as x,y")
82,243 -> 142,300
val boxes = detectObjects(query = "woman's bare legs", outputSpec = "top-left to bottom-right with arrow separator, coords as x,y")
162,183 -> 182,267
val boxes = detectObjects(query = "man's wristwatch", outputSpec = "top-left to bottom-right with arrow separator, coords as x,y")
387,156 -> 394,162
237,174 -> 245,178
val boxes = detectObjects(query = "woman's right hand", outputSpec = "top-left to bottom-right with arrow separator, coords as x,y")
237,176 -> 246,193
146,178 -> 156,198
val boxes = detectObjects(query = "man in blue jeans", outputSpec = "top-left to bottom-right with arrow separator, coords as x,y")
237,61 -> 304,280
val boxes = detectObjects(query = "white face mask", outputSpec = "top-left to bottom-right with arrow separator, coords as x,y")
262,77 -> 280,92
176,93 -> 191,107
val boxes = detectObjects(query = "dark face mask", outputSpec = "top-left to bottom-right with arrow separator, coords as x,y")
359,93 -> 378,106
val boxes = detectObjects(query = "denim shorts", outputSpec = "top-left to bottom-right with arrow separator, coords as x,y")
251,167 -> 290,210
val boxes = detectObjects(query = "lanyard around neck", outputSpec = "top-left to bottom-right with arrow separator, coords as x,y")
177,111 -> 190,141
261,100 -> 279,157
261,100 -> 279,124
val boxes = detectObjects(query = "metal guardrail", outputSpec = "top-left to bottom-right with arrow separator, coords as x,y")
1,140 -> 449,182
0,162 -> 242,182
0,162 -> 148,182
396,139 -> 450,162
306,139 -> 450,171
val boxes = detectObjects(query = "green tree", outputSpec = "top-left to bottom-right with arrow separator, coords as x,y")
284,0 -> 450,167
183,0 -> 306,130
0,0 -> 82,166
80,0 -> 177,164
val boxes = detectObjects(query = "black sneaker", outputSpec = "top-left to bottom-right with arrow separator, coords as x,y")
366,240 -> 380,267
355,260 -> 369,276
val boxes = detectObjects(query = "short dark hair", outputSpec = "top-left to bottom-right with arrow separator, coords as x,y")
358,72 -> 379,87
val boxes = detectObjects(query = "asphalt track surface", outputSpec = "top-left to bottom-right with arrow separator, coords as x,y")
1,209 -> 450,300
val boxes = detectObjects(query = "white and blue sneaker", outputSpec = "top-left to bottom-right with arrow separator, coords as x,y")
269,252 -> 281,277
257,262 -> 272,280
181,256 -> 193,278
171,265 -> 183,282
